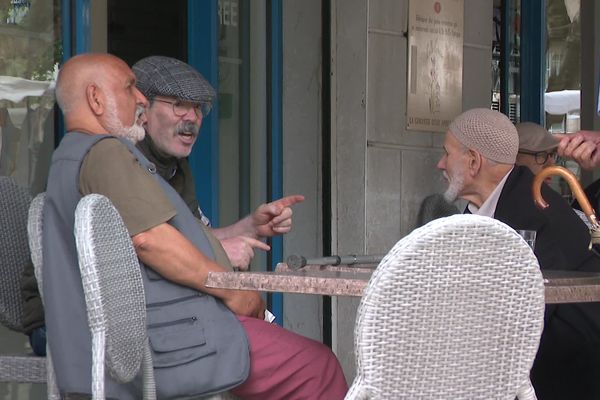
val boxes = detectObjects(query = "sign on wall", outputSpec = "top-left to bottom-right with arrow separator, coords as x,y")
407,0 -> 464,132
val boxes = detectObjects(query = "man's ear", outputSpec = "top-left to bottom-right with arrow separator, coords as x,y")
467,149 -> 482,176
86,84 -> 104,116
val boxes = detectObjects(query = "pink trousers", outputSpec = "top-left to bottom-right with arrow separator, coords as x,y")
230,316 -> 348,400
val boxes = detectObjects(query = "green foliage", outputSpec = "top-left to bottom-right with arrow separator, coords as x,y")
0,0 -> 62,81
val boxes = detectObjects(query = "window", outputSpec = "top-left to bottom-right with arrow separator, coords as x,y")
492,0 -> 521,123
0,0 -> 61,195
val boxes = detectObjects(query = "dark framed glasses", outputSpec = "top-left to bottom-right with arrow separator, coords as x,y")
518,149 -> 557,165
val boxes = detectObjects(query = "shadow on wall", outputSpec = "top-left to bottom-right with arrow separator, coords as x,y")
416,193 -> 460,227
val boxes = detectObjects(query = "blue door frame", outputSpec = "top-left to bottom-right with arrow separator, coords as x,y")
188,0 -> 221,227
520,0 -> 545,123
500,0 -> 545,124
267,0 -> 284,322
59,0 -> 91,140
61,0 -> 90,59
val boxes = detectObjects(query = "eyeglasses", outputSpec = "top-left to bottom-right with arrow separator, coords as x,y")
152,98 -> 212,118
518,149 -> 557,165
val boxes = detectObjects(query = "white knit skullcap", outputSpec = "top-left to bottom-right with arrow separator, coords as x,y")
448,108 -> 518,164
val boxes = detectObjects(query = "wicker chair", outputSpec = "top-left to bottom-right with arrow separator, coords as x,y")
0,177 -> 47,384
73,194 -> 236,400
346,214 -> 545,400
27,192 -> 60,398
74,194 -> 156,399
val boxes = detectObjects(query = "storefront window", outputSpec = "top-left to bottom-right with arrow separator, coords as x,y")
0,0 -> 61,195
492,0 -> 581,130
544,0 -> 580,134
218,0 -> 267,224
218,0 -> 268,268
218,0 -> 245,224
545,0 -> 581,195
0,2 -> 61,398
492,0 -> 521,123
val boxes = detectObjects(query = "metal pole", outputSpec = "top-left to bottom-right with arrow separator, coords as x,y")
286,254 -> 385,270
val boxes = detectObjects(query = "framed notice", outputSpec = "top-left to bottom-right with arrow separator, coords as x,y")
407,0 -> 464,132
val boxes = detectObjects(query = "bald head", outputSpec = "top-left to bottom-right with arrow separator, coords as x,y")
55,53 -> 147,137
56,54 -> 124,113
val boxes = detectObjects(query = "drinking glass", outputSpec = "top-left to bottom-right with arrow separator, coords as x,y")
517,229 -> 537,249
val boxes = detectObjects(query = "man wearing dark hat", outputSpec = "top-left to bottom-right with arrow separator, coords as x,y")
131,56 -> 347,399
133,55 -> 303,270
515,122 -> 559,176
438,108 -> 600,399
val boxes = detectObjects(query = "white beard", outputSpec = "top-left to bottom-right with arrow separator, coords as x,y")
105,96 -> 145,143
443,170 -> 465,203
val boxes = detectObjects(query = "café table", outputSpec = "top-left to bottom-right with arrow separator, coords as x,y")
204,264 -> 600,304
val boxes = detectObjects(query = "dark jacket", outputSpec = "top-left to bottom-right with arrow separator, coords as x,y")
494,166 -> 600,400
20,262 -> 44,334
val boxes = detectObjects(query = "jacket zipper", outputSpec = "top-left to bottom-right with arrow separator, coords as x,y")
146,293 -> 202,308
148,316 -> 198,329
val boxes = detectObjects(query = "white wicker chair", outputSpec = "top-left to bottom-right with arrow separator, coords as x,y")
74,194 -> 156,400
0,177 -> 47,385
26,192 -> 60,399
346,214 -> 545,400
73,194 -> 236,400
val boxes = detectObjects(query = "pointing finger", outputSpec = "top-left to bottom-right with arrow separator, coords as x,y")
244,237 -> 271,251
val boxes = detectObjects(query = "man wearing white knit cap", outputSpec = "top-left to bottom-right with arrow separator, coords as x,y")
438,108 -> 600,400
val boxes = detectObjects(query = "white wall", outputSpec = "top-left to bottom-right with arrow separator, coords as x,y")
282,0 -> 325,340
331,0 -> 494,381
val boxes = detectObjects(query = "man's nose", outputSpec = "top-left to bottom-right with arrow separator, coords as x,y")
436,158 -> 445,170
135,88 -> 149,107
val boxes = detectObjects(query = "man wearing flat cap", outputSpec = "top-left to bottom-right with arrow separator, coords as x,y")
132,56 -> 347,399
133,55 -> 304,271
438,108 -> 600,399
515,122 -> 559,176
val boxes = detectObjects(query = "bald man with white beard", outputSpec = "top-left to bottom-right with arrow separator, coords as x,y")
438,108 -> 600,400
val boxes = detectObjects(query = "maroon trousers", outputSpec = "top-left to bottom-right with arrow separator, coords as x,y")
231,316 -> 348,400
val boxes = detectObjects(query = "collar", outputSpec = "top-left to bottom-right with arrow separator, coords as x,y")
467,167 -> 514,217
137,134 -> 178,180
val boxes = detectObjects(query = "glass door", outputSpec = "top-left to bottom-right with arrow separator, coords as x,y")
217,0 -> 268,269
492,0 -> 521,122
0,3 -> 62,398
0,0 -> 62,195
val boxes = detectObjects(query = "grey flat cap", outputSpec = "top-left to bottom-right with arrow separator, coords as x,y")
515,122 -> 559,152
133,56 -> 216,104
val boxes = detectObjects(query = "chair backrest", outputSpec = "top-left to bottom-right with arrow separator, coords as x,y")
24,191 -> 61,399
74,194 -> 155,398
416,193 -> 460,227
27,192 -> 46,302
347,214 -> 545,400
0,176 -> 32,332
